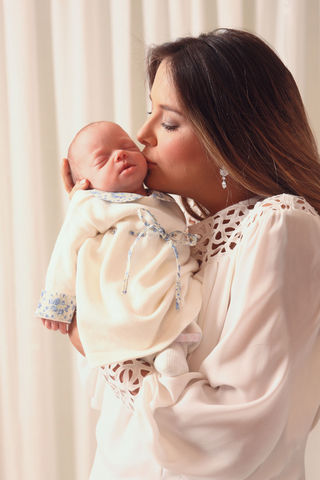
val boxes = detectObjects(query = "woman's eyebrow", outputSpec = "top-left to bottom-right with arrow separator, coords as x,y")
160,104 -> 183,116
149,94 -> 183,116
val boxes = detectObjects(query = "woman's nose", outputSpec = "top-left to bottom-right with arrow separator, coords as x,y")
137,119 -> 156,147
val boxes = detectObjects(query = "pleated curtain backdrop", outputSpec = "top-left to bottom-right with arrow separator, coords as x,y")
0,1 -> 319,479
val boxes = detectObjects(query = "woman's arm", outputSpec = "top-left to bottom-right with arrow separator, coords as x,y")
134,204 -> 320,478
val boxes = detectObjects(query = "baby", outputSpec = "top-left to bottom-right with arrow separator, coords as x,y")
36,121 -> 202,376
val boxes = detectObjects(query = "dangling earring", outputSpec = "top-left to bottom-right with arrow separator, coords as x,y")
219,168 -> 228,189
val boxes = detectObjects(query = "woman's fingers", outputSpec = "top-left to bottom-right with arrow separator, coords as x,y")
69,178 -> 90,199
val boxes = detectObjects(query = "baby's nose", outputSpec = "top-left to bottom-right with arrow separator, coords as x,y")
114,150 -> 128,162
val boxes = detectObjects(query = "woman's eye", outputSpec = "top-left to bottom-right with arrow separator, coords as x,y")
161,122 -> 178,131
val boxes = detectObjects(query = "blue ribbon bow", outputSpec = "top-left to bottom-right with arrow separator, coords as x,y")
122,208 -> 199,310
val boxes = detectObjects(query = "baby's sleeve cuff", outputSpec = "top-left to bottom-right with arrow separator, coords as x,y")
35,290 -> 76,324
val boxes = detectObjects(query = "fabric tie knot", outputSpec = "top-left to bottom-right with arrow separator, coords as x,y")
138,208 -> 199,246
122,208 -> 199,309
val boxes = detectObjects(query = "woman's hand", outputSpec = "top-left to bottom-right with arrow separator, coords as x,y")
68,313 -> 85,356
61,157 -> 90,197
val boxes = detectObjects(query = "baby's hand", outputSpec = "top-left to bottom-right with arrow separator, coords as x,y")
41,318 -> 69,335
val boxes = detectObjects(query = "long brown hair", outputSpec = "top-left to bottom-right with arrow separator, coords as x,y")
147,28 -> 320,218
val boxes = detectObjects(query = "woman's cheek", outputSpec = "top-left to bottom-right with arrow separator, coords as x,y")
161,137 -> 181,162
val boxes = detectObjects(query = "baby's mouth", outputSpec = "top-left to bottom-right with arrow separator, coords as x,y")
120,162 -> 135,173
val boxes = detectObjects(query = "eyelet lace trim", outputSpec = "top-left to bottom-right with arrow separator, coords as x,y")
189,197 -> 260,264
189,194 -> 317,265
264,195 -> 316,213
102,359 -> 153,410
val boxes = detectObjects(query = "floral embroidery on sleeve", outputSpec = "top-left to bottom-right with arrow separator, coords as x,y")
35,291 -> 76,323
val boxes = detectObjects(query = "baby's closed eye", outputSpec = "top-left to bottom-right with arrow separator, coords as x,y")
94,157 -> 109,169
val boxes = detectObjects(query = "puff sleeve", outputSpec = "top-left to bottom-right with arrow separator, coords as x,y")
35,190 -> 117,323
136,203 -> 320,479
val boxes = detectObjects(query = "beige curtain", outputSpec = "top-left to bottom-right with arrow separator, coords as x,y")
0,1 -> 319,479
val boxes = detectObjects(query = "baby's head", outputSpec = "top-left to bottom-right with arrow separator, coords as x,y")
68,121 -> 147,195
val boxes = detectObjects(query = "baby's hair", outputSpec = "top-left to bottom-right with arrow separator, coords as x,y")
67,121 -> 109,183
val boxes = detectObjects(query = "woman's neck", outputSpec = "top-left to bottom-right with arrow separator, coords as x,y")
198,184 -> 255,216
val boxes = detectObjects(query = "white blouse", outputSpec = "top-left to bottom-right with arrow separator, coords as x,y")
83,193 -> 320,480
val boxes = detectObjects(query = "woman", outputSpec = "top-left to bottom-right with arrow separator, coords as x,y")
64,29 -> 320,479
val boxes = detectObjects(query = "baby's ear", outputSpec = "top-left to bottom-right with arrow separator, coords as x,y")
61,157 -> 75,193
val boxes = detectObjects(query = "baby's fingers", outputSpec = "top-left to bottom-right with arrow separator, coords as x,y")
59,323 -> 69,335
50,321 -> 59,331
41,319 -> 59,330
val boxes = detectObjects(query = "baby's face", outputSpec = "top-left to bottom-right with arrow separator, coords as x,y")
72,122 -> 147,194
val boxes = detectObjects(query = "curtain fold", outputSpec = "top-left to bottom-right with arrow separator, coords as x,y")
0,1 -> 319,479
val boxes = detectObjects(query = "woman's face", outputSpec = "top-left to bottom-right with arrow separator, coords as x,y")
137,60 -> 220,210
